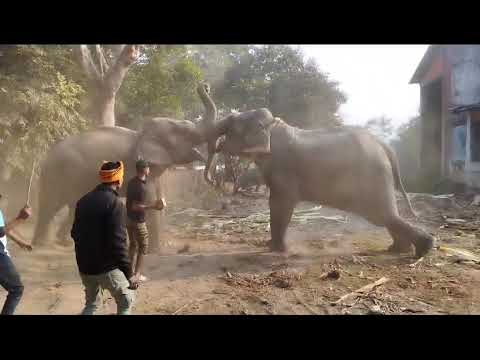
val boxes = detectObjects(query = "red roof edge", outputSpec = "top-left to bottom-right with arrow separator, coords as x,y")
409,45 -> 442,84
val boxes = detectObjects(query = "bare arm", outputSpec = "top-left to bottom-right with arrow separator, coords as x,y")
5,217 -> 24,232
131,201 -> 156,212
131,198 -> 165,212
4,206 -> 33,251
6,228 -> 32,251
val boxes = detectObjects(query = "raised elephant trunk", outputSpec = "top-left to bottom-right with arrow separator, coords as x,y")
196,83 -> 218,185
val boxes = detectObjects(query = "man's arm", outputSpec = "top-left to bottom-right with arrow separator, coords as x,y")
5,217 -> 23,232
3,206 -> 33,251
131,199 -> 164,212
107,199 -> 132,280
6,228 -> 32,251
128,181 -> 164,212
5,206 -> 31,232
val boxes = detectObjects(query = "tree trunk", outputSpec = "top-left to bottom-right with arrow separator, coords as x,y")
74,45 -> 139,127
96,89 -> 116,127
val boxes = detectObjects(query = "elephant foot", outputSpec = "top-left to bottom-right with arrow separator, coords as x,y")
413,231 -> 435,258
387,241 -> 412,254
266,239 -> 288,253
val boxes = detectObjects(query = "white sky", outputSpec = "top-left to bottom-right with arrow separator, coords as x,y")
299,45 -> 429,129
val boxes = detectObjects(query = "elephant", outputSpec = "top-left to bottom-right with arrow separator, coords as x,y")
32,83 -> 217,249
208,108 -> 435,258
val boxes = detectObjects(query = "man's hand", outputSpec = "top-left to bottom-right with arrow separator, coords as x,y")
18,242 -> 33,252
154,198 -> 166,211
17,205 -> 32,220
128,275 -> 139,290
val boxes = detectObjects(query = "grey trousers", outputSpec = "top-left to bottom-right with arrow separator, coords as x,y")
80,269 -> 135,315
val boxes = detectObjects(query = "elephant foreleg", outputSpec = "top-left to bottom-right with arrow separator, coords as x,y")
268,191 -> 296,253
146,211 -> 165,254
145,178 -> 166,254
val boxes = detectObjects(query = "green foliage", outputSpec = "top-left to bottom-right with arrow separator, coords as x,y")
364,115 -> 395,142
214,45 -> 346,129
0,44 -> 350,178
391,116 -> 424,192
188,45 -> 251,84
0,45 -> 87,174
118,46 -> 202,129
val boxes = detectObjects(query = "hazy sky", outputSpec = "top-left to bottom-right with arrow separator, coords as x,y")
299,45 -> 429,129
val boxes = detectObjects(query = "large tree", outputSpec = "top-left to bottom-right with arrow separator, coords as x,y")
214,45 -> 346,129
0,45 -> 86,175
117,45 -> 203,129
364,115 -> 395,142
390,116 -> 422,191
74,45 -> 139,127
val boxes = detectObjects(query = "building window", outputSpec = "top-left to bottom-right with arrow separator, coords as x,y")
452,124 -> 467,161
471,119 -> 480,162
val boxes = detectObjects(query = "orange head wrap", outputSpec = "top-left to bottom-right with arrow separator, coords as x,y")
99,161 -> 124,187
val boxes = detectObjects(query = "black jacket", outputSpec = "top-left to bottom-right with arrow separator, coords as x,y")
71,184 -> 131,279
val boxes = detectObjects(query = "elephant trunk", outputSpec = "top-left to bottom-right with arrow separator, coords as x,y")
196,83 -> 219,185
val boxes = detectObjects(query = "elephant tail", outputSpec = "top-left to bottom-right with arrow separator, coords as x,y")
379,141 -> 417,218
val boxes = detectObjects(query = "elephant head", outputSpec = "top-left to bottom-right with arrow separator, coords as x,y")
212,108 -> 278,156
136,117 -> 205,167
134,82 -> 218,171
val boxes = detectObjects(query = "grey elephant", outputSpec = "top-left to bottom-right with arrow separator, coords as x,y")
32,83 -> 216,249
207,108 -> 434,258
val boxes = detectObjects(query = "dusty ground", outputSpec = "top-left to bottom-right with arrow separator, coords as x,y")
2,191 -> 480,315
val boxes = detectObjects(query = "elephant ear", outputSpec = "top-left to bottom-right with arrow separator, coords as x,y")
243,116 -> 279,154
134,134 -> 174,168
222,109 -> 277,155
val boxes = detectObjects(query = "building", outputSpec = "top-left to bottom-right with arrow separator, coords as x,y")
410,45 -> 480,189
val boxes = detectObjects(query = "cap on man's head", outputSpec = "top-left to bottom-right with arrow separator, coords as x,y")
136,159 -> 150,170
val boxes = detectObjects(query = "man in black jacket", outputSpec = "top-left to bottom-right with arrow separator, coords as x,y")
71,161 -> 138,315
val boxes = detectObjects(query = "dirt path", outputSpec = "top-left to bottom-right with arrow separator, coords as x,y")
3,195 -> 480,315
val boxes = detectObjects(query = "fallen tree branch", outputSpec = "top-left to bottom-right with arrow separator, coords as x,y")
332,277 -> 390,306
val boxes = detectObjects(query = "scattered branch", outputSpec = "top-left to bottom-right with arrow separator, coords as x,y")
332,277 -> 390,305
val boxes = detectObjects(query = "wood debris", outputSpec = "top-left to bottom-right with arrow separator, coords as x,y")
221,270 -> 304,291
438,246 -> 480,264
332,277 -> 390,306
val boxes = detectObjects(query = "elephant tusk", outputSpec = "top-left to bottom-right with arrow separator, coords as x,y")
191,148 -> 206,163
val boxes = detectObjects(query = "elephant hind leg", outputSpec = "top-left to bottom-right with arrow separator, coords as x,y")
56,205 -> 75,246
385,216 -> 435,258
386,225 -> 413,253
